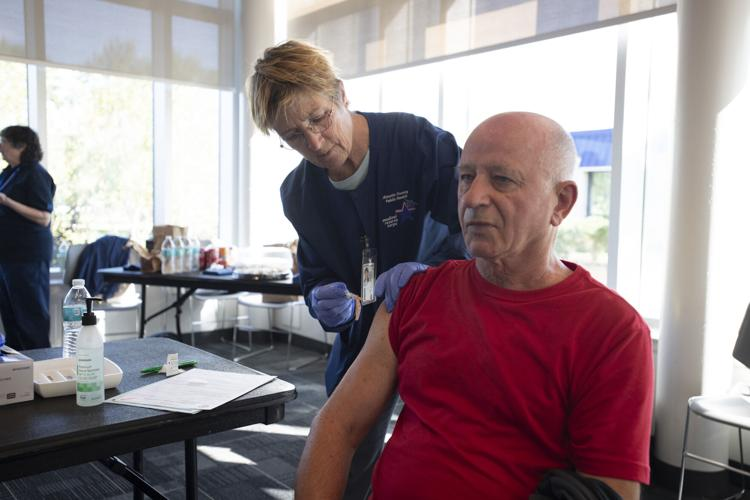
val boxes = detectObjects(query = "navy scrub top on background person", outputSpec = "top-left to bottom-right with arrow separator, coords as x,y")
281,111 -> 467,394
0,161 -> 56,350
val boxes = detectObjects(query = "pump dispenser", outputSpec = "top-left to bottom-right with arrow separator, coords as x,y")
76,297 -> 104,407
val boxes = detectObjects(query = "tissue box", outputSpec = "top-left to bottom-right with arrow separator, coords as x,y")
0,346 -> 33,405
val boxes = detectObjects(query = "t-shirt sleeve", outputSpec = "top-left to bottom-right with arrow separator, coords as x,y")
20,166 -> 55,212
387,273 -> 422,357
568,310 -> 654,484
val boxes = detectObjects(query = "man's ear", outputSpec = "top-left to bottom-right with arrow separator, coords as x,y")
550,181 -> 578,227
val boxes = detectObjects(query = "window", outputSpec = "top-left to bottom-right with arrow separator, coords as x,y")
166,84 -> 220,240
0,60 -> 28,125
172,16 -> 220,85
248,134 -> 299,248
587,172 -> 611,217
620,13 -> 677,324
380,64 -> 441,125
0,0 -> 25,59
337,13 -> 678,325
44,0 -> 152,75
1,63 -> 225,251
45,67 -> 153,245
346,23 -> 620,284
0,0 -> 237,254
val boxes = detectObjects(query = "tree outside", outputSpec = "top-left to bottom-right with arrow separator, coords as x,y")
45,67 -> 153,250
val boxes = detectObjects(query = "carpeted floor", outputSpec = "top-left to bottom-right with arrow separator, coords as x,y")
0,333 -> 332,500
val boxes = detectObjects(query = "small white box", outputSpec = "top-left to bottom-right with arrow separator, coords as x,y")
0,345 -> 34,405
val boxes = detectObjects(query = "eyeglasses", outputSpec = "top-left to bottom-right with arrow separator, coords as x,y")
279,104 -> 335,150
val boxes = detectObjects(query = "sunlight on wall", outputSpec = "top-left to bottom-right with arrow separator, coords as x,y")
704,81 -> 750,395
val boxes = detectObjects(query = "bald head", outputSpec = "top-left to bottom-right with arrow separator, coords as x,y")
465,112 -> 577,185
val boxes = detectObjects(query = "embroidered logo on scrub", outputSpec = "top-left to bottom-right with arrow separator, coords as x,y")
381,191 -> 417,228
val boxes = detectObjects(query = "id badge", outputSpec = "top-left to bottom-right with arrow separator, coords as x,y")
361,247 -> 377,305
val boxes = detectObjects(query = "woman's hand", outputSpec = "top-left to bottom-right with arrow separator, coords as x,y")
0,193 -> 7,205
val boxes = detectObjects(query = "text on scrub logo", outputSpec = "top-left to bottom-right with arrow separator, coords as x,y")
381,191 -> 417,228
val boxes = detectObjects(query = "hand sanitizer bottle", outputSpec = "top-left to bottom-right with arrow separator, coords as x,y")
77,297 -> 104,407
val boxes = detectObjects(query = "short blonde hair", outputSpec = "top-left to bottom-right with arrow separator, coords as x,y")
249,40 -> 341,134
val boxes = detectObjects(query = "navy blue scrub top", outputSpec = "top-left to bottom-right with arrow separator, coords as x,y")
0,162 -> 56,262
281,111 -> 466,392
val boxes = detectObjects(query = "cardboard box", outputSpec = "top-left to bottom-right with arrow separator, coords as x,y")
0,345 -> 34,405
152,225 -> 187,254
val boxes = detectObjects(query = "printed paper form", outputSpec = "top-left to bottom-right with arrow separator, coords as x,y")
105,368 -> 276,414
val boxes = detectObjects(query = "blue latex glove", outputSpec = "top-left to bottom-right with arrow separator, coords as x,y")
375,262 -> 429,312
311,282 -> 356,328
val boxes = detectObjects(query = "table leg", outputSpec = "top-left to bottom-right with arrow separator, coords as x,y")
139,284 -> 147,339
185,438 -> 197,500
133,450 -> 144,500
175,287 -> 183,342
100,454 -> 167,500
142,288 -> 195,342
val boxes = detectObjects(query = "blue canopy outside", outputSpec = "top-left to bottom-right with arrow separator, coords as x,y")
571,129 -> 612,167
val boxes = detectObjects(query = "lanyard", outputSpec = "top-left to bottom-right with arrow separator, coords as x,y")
0,167 -> 19,193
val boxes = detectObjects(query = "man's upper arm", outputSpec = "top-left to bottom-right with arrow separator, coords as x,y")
318,303 -> 398,445
295,304 -> 397,500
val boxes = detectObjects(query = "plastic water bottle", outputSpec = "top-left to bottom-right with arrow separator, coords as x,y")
62,279 -> 90,358
183,236 -> 194,272
190,237 -> 201,271
174,236 -> 186,273
161,235 -> 175,274
182,236 -> 192,271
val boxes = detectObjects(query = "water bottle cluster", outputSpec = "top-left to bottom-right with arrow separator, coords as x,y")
160,235 -> 201,274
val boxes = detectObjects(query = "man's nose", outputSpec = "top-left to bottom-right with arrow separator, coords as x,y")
461,177 -> 491,207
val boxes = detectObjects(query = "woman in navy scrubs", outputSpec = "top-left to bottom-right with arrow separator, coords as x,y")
0,126 -> 56,350
250,40 -> 467,500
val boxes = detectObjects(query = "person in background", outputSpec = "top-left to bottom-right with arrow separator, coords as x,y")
295,112 -> 654,499
0,126 -> 56,350
249,39 -> 467,499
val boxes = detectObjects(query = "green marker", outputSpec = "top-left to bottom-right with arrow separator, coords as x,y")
140,359 -> 198,374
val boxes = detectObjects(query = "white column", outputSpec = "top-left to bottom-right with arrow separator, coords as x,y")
655,0 -> 750,468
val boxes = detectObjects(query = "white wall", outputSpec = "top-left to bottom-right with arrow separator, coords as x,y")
48,284 -> 326,347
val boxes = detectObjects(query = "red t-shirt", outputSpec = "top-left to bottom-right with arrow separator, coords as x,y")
371,260 -> 653,499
